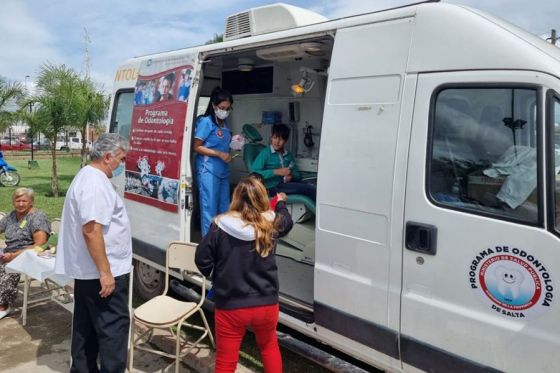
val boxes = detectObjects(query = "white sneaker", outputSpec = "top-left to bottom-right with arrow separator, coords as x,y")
0,307 -> 12,320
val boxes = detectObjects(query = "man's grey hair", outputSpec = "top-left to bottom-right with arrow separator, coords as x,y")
90,133 -> 129,160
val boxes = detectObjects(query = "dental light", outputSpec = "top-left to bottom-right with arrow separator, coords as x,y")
290,67 -> 319,96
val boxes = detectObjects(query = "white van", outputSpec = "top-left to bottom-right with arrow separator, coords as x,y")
55,132 -> 86,151
107,2 -> 560,372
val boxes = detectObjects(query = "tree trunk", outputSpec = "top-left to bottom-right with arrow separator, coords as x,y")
80,139 -> 87,168
51,135 -> 59,197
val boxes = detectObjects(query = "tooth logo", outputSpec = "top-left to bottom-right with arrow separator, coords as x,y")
469,246 -> 554,320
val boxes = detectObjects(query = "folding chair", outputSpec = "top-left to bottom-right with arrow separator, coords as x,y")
128,241 -> 215,373
50,218 -> 61,234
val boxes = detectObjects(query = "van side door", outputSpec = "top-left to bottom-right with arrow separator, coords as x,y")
402,71 -> 560,372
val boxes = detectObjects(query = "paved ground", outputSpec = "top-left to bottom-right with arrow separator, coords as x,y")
0,281 -> 255,373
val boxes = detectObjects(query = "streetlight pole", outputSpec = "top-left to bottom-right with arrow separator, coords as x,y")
25,75 -> 34,161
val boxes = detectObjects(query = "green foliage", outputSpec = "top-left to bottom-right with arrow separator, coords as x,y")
205,33 -> 223,45
22,64 -> 108,196
74,78 -> 109,167
0,77 -> 25,132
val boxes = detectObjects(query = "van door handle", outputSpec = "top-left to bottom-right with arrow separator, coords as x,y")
405,222 -> 437,255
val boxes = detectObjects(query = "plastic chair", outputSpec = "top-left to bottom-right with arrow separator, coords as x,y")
128,241 -> 215,373
50,218 -> 61,234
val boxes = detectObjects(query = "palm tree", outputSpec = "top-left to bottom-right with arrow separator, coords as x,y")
75,78 -> 109,168
0,78 -> 25,133
26,64 -> 82,197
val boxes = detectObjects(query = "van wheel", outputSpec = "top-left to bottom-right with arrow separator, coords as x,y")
60,146 -> 69,152
133,260 -> 165,301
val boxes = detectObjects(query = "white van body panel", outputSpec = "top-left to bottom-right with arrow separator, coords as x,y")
402,70 -> 560,372
409,4 -> 560,75
314,16 -> 414,368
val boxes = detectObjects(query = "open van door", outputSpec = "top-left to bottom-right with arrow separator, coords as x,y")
402,71 -> 560,372
109,53 -> 199,297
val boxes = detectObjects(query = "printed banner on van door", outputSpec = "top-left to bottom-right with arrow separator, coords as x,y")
468,245 -> 554,320
124,56 -> 195,212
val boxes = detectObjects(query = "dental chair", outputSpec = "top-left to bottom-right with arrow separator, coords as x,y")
242,124 -> 316,264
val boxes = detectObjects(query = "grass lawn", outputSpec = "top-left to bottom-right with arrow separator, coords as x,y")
0,155 -> 81,218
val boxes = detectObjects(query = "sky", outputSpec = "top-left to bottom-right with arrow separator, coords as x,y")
1,0 -> 558,94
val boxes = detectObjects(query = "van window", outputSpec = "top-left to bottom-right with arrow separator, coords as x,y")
428,87 -> 539,224
553,97 -> 560,233
110,90 -> 134,140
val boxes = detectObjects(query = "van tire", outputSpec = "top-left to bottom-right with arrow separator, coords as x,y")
133,260 -> 165,300
60,146 -> 70,152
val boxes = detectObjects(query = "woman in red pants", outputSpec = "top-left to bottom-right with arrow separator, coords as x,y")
195,177 -> 293,373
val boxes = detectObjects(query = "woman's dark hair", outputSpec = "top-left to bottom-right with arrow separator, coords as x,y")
204,87 -> 233,117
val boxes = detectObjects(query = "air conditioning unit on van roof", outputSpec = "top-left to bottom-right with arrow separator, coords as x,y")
224,3 -> 327,42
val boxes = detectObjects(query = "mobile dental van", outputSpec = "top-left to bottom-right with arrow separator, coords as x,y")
108,2 -> 560,372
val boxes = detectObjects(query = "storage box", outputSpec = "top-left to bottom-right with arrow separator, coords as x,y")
262,111 -> 282,124
467,174 -> 505,206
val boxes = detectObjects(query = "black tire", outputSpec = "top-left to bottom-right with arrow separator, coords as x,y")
0,171 -> 20,187
133,259 -> 165,301
60,146 -> 69,152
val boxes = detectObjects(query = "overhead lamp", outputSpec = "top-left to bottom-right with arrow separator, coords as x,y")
238,57 -> 254,72
301,41 -> 324,56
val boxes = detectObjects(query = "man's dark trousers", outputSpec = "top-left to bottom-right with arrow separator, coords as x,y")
70,274 -> 130,373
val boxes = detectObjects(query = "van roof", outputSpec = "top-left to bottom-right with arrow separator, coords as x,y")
116,3 -> 560,80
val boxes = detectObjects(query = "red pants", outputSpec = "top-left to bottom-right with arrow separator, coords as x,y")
214,304 -> 282,373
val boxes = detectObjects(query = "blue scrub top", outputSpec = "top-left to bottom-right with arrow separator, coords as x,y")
194,115 -> 231,178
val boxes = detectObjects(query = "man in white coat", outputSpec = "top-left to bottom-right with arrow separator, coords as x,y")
55,133 -> 132,373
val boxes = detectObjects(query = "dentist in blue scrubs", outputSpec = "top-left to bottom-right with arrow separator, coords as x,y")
193,87 -> 234,236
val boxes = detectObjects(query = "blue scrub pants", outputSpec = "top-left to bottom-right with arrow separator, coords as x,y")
198,169 -> 230,236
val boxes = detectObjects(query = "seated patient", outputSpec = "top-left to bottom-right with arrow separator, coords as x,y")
0,188 -> 50,319
251,124 -> 316,201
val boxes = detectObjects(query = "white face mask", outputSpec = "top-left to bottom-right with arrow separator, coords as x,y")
215,108 -> 230,120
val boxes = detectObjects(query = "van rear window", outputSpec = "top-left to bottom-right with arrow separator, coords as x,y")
109,90 -> 134,140
428,87 -> 539,224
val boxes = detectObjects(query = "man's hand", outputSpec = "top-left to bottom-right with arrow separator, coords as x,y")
275,167 -> 291,177
99,271 -> 115,298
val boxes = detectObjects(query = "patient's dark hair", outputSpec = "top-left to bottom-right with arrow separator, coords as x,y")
271,124 -> 290,141
248,172 -> 265,184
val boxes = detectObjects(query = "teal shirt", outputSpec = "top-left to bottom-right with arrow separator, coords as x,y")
251,145 -> 301,189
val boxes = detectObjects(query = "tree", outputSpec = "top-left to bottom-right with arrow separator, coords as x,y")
75,78 -> 109,168
0,78 -> 25,133
26,64 -> 83,197
205,33 -> 223,45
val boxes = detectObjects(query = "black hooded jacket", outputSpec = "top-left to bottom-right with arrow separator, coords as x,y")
195,201 -> 293,310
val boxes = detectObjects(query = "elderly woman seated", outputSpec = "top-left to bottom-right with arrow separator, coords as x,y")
0,188 -> 50,319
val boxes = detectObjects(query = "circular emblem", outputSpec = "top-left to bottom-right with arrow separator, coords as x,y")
469,246 -> 554,319
216,129 -> 223,138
